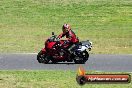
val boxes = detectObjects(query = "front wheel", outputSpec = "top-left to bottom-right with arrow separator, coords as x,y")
74,51 -> 89,64
37,51 -> 50,64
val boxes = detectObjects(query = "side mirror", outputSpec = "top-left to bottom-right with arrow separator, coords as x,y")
52,32 -> 54,35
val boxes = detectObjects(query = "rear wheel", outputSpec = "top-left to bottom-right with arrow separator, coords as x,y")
74,51 -> 89,64
37,51 -> 50,64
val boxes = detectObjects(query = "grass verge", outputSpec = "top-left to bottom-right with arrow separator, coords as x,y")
0,0 -> 132,54
0,70 -> 131,88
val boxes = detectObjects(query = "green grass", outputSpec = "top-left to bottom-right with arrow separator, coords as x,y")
0,0 -> 132,54
0,70 -> 131,88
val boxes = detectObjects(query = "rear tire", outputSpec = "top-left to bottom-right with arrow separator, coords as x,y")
74,51 -> 89,64
37,51 -> 50,64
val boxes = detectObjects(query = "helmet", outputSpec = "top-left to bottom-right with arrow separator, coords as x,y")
62,24 -> 71,33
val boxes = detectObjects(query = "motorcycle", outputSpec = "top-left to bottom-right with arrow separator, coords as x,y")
37,32 -> 92,64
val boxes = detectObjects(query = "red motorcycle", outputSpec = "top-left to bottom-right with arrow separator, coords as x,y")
37,32 -> 92,64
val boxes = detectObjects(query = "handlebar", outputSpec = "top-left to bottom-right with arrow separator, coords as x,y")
48,34 -> 60,42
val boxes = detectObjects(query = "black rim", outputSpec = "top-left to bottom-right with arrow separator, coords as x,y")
37,53 -> 50,63
37,54 -> 44,63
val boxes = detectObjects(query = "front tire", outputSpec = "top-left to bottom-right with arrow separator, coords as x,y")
37,51 -> 50,64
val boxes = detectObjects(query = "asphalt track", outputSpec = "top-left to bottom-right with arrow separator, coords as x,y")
0,54 -> 132,72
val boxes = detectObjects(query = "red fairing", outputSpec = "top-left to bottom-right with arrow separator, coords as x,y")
45,42 -> 56,49
60,40 -> 69,48
59,40 -> 65,45
41,48 -> 46,53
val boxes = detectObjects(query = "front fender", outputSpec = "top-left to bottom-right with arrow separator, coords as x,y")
41,48 -> 46,54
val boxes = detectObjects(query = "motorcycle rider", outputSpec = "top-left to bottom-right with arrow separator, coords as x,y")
58,24 -> 79,53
